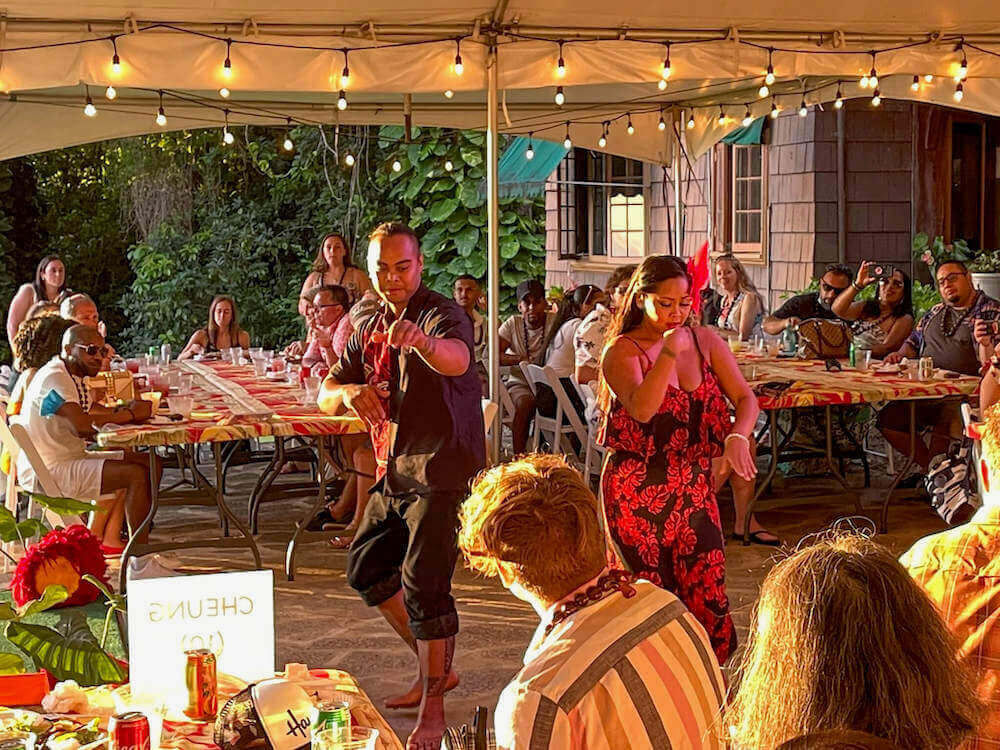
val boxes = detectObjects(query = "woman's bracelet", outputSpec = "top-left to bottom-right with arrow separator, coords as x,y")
851,281 -> 865,292
725,432 -> 750,447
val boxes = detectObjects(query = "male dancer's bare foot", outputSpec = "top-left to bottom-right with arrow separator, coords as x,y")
406,712 -> 448,750
384,670 -> 459,709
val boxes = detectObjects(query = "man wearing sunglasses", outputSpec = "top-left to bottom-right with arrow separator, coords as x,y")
14,325 -> 155,553
761,263 -> 853,335
301,284 -> 352,370
880,260 -> 1000,474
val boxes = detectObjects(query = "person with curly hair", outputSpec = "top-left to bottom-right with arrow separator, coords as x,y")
8,313 -> 75,407
726,533 -> 983,750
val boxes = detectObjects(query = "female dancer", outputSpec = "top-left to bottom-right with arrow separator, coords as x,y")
599,255 -> 759,662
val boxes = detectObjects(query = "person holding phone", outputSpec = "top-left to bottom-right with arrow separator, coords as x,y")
598,254 -> 759,664
831,261 -> 915,358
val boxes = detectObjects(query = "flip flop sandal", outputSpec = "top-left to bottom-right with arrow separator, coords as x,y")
732,531 -> 781,547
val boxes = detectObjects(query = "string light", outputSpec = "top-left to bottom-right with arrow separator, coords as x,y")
563,122 -> 572,149
798,97 -> 808,117
444,159 -> 454,171
554,86 -> 565,106
658,79 -> 667,91
911,75 -> 920,92
924,73 -> 934,83
626,114 -> 635,135
392,159 -> 403,172
765,48 -> 776,85
526,133 -> 535,160
155,91 -> 167,126
598,124 -> 607,148
658,112 -> 667,131
222,38 -> 233,79
770,100 -> 779,119
219,87 -> 231,99
556,41 -> 566,78
686,112 -> 695,129
453,39 -> 464,76
758,82 -> 770,98
954,80 -> 964,102
834,83 -> 844,109
865,52 -> 878,89
222,110 -> 234,145
337,90 -> 348,110
340,50 -> 351,89
105,85 -> 117,100
742,105 -> 753,127
110,37 -> 122,76
444,90 -> 454,98
282,118 -> 294,151
83,86 -> 96,117
860,72 -> 870,89
956,42 -> 968,81
871,87 -> 882,106
717,105 -> 727,126
344,153 -> 356,167
661,42 -> 672,79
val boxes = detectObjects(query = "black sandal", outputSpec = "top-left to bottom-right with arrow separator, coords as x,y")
731,530 -> 781,547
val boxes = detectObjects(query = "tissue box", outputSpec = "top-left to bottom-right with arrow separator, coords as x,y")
85,371 -> 136,406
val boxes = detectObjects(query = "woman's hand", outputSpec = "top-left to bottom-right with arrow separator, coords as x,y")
856,261 -> 875,288
661,325 -> 693,358
723,434 -> 757,481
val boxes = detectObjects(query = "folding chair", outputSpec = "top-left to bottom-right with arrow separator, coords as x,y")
540,366 -> 590,464
572,380 -> 607,484
962,403 -> 982,499
481,400 -> 498,464
519,363 -> 579,457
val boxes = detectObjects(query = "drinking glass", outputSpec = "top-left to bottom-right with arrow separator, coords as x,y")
271,356 -> 286,374
249,347 -> 264,360
228,347 -> 241,365
171,395 -> 194,419
178,374 -> 194,395
764,335 -> 781,357
856,350 -> 872,371
160,343 -> 172,366
263,349 -> 275,362
253,358 -> 268,377
303,376 -> 321,405
313,727 -> 379,750
287,363 -> 301,384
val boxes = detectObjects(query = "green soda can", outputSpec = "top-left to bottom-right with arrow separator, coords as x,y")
311,700 -> 351,742
849,341 -> 856,368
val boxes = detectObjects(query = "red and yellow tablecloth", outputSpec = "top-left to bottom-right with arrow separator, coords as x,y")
95,361 -> 364,449
738,354 -> 980,410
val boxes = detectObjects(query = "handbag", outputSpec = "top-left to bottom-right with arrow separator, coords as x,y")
925,437 -> 980,524
796,318 -> 852,360
442,707 -> 496,750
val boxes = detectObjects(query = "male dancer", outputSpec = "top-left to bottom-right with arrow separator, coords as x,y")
318,222 -> 485,749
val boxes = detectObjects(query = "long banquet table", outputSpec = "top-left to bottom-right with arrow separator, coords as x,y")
94,359 -> 364,588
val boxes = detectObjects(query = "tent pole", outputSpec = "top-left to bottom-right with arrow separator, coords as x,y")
486,39 -> 501,462
672,127 -> 684,254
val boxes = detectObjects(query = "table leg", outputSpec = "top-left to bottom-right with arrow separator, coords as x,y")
745,410 -> 780,545
823,405 -> 864,516
213,443 -> 261,567
119,450 -> 160,592
880,401 -> 917,534
248,438 -> 287,535
285,437 -> 331,581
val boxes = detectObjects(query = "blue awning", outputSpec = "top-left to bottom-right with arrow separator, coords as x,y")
721,117 -> 766,145
496,136 -> 568,198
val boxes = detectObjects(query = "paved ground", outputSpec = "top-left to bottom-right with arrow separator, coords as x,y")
12,450 -> 950,743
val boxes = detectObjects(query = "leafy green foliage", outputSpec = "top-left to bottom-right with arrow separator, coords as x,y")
912,232 -> 973,269
6,616 -> 128,685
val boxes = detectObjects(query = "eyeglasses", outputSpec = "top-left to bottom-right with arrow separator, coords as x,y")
937,271 -> 967,287
317,303 -> 344,311
74,343 -> 109,357
820,282 -> 849,295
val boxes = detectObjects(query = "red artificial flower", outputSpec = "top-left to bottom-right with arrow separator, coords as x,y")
10,525 -> 109,608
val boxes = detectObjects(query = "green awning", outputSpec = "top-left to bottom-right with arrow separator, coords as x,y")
496,136 -> 568,198
721,117 -> 765,145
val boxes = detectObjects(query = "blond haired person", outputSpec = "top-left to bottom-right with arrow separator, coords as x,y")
728,533 -> 982,749
459,454 -> 725,750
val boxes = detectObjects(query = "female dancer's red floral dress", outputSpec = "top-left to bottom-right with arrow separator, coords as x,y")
599,333 -> 737,663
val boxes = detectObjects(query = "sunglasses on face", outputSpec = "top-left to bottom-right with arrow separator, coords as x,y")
820,282 -> 849,295
74,343 -> 109,357
937,271 -> 967,286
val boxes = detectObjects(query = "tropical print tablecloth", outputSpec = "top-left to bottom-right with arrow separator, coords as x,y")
738,354 -> 980,410
95,360 -> 364,449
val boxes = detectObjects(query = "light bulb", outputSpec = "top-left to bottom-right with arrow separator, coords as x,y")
337,91 -> 348,110
283,136 -> 294,151
444,89 -> 454,98
954,81 -> 964,102
765,64 -> 775,86
798,100 -> 808,117
658,115 -> 666,131
859,74 -> 870,89
869,70 -> 879,88
556,56 -> 566,78
345,153 -> 356,166
770,102 -> 779,119
554,86 -> 565,106
758,83 -> 770,98
223,129 -> 234,145
340,66 -> 350,89
111,54 -> 121,76
219,87 -> 231,98
742,112 -> 753,127
563,135 -> 572,149
105,85 -> 117,100
657,78 -> 667,91
156,108 -> 167,127
958,56 -> 968,81
717,111 -> 727,126
661,53 -> 671,79
598,133 -> 607,148
526,144 -> 535,160
222,57 -> 232,79
84,100 -> 97,117
686,114 -> 695,129
911,75 -> 920,92
392,159 -> 402,172
454,55 -> 464,76
626,120 -> 635,135
924,73 -> 934,83
444,159 -> 454,171
834,85 -> 844,109
871,88 -> 882,106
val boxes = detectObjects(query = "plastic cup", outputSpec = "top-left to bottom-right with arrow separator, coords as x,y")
253,358 -> 268,377
178,374 -> 194,395
313,727 -> 378,750
303,375 -> 321,405
140,391 -> 162,414
171,395 -> 194,419
249,347 -> 263,360
228,347 -> 241,365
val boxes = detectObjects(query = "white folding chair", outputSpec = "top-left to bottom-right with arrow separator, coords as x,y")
541,366 -> 590,464
481,399 -> 499,464
572,379 -> 608,483
520,363 -> 578,457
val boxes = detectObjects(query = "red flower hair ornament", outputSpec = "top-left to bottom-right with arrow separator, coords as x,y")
10,525 -> 108,607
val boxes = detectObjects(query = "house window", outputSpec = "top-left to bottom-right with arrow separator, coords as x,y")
715,143 -> 768,263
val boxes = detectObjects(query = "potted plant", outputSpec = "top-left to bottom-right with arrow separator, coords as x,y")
969,249 -> 1000,300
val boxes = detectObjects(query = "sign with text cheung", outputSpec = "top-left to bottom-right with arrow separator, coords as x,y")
127,570 -> 275,701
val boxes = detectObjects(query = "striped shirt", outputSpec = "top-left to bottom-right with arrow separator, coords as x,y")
901,505 -> 1000,749
495,580 -> 726,750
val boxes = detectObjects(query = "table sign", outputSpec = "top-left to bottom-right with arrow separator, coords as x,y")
127,570 -> 276,702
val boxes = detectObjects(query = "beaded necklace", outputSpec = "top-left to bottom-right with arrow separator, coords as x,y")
544,569 -> 637,638
938,291 -> 980,338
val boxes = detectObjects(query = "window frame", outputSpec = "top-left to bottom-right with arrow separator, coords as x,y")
715,142 -> 769,265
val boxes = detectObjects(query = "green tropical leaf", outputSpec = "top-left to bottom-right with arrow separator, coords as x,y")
402,174 -> 428,202
30,495 -> 96,516
468,212 -> 487,227
18,585 -> 70,618
460,146 -> 483,167
0,653 -> 26,675
6,615 -> 128,686
16,519 -> 48,541
455,226 -> 480,257
458,182 -> 484,209
428,199 -> 460,222
500,236 -> 521,259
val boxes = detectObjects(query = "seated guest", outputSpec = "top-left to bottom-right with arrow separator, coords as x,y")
284,285 -> 321,358
299,232 -> 372,312
453,274 -> 487,391
831,262 -> 915,358
982,342 -> 1000,413
498,280 -> 560,454
15,325 -> 157,553
880,260 -> 1000,472
713,254 -> 764,341
458,454 -> 726,750
545,285 -> 602,380
762,263 -> 853,335
60,293 -> 115,367
178,294 -> 251,359
25,300 -> 60,320
302,285 -> 352,369
727,533 -> 983,750
902,407 -> 1000,746
574,264 -> 636,404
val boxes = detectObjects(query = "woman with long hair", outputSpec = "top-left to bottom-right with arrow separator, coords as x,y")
832,262 -> 915,358
6,255 -> 69,348
178,295 -> 251,359
598,254 -> 759,663
714,254 -> 764,341
727,533 -> 983,750
298,232 -> 373,314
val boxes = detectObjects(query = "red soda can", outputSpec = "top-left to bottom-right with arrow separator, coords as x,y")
109,711 -> 151,750
184,648 -> 218,720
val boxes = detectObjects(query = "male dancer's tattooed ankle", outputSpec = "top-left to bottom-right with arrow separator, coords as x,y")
423,676 -> 448,697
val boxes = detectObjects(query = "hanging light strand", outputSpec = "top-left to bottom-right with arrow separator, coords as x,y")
83,85 -> 96,117
223,109 -> 234,144
956,41 -> 969,80
742,104 -> 753,126
222,38 -> 233,79
563,122 -> 572,149
155,90 -> 167,126
661,42 -> 672,79
110,36 -> 121,75
453,38 -> 464,75
765,47 -> 776,85
282,118 -> 294,151
598,122 -> 608,148
556,41 -> 566,78
834,82 -> 844,109
526,133 -> 535,160
626,114 -> 635,135
340,49 -> 351,89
